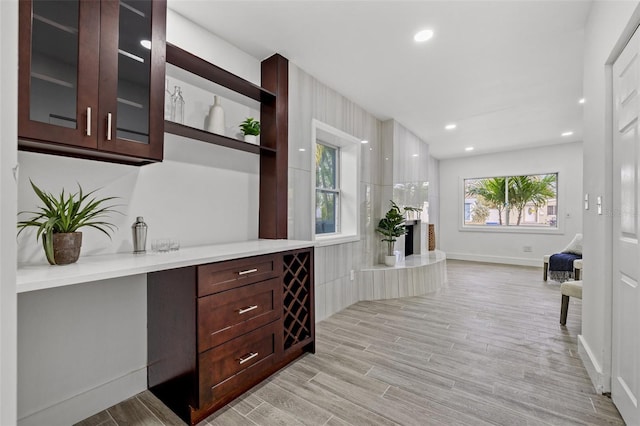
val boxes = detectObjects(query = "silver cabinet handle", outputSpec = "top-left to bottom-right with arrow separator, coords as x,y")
238,305 -> 258,315
107,113 -> 112,141
238,352 -> 258,365
238,268 -> 258,276
86,107 -> 91,136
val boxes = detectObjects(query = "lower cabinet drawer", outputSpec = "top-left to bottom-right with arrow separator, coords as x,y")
197,254 -> 280,297
198,278 -> 282,352
198,321 -> 279,406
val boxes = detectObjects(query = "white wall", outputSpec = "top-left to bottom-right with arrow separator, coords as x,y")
18,276 -> 146,426
0,1 -> 18,424
580,0 -> 640,394
439,142 -> 583,266
16,9 -> 262,425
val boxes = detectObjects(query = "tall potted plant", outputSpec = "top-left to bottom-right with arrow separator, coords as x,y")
376,201 -> 407,266
17,181 -> 119,265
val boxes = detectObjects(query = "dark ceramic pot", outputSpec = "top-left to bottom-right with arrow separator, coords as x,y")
49,232 -> 83,265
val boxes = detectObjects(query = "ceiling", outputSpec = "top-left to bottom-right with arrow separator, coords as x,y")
167,0 -> 591,159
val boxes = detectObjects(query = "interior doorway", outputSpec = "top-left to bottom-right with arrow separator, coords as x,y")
611,24 -> 640,425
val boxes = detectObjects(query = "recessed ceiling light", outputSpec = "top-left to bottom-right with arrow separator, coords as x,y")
579,98 -> 586,104
414,29 -> 434,43
299,148 -> 306,152
140,39 -> 152,49
465,147 -> 474,152
412,154 -> 419,157
561,131 -> 574,137
361,140 -> 368,144
445,123 -> 457,130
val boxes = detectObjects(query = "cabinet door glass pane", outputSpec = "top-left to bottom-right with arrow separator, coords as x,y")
117,0 -> 152,143
30,0 -> 79,129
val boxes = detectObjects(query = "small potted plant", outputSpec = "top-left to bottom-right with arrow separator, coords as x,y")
17,180 -> 120,265
404,205 -> 423,220
239,117 -> 260,144
376,201 -> 407,266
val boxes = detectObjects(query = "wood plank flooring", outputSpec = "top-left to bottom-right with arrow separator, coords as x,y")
75,260 -> 624,426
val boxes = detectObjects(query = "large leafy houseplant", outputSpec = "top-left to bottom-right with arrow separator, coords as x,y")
17,180 -> 119,265
376,201 -> 407,259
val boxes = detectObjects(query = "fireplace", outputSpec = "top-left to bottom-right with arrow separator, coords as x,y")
404,220 -> 422,256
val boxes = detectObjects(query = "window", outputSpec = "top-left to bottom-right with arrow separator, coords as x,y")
463,173 -> 558,228
315,143 -> 339,234
312,120 -> 360,244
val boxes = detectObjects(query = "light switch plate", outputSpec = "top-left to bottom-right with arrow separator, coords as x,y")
584,193 -> 589,210
597,196 -> 602,215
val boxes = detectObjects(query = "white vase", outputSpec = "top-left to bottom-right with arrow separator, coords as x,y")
244,134 -> 258,144
384,255 -> 396,267
207,95 -> 225,135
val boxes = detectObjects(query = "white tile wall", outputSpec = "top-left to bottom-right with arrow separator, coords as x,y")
288,65 -> 441,322
288,168 -> 312,241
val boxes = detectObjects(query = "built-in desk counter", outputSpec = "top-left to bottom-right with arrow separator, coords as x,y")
17,239 -> 314,293
17,239 -> 315,426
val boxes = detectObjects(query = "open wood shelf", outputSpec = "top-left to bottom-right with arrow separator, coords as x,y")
165,43 -> 278,156
164,121 -> 276,154
165,42 -> 288,239
166,43 -> 275,103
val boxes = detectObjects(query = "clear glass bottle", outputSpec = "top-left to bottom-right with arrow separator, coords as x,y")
172,86 -> 185,124
164,79 -> 173,120
170,85 -> 178,122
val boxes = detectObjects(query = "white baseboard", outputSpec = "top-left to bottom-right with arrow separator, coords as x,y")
578,334 -> 609,394
445,252 -> 541,267
18,367 -> 147,426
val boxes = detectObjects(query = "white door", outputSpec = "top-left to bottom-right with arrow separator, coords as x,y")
612,26 -> 640,425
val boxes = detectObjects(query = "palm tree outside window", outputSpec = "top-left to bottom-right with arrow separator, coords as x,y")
464,173 -> 557,227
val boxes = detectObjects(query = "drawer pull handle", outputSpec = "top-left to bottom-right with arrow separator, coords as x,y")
106,112 -> 113,141
238,268 -> 258,276
238,352 -> 258,365
238,305 -> 258,314
86,107 -> 91,136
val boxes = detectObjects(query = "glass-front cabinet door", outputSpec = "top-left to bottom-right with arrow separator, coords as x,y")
98,0 -> 165,160
18,0 -> 100,149
18,0 -> 165,163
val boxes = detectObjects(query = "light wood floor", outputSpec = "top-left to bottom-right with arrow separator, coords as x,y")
76,260 -> 624,426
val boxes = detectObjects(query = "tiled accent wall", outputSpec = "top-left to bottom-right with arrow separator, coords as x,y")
288,64 -> 440,321
288,63 -> 383,321
314,242 -> 363,322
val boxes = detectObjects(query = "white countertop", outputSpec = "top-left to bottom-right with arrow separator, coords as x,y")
17,239 -> 314,293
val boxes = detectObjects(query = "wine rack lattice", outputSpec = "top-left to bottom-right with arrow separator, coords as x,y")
283,251 -> 311,349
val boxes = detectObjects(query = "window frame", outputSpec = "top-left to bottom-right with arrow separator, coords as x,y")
311,119 -> 361,246
315,141 -> 341,235
460,172 -> 562,235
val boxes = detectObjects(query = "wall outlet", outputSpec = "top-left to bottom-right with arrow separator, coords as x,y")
523,246 -> 533,253
350,270 -> 355,281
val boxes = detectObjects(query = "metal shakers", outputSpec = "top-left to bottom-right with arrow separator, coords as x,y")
132,216 -> 147,254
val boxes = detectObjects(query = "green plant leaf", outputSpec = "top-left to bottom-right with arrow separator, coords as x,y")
240,117 -> 261,136
17,181 -> 120,244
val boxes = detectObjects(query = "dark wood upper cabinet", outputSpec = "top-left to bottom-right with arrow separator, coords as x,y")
18,0 -> 166,165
